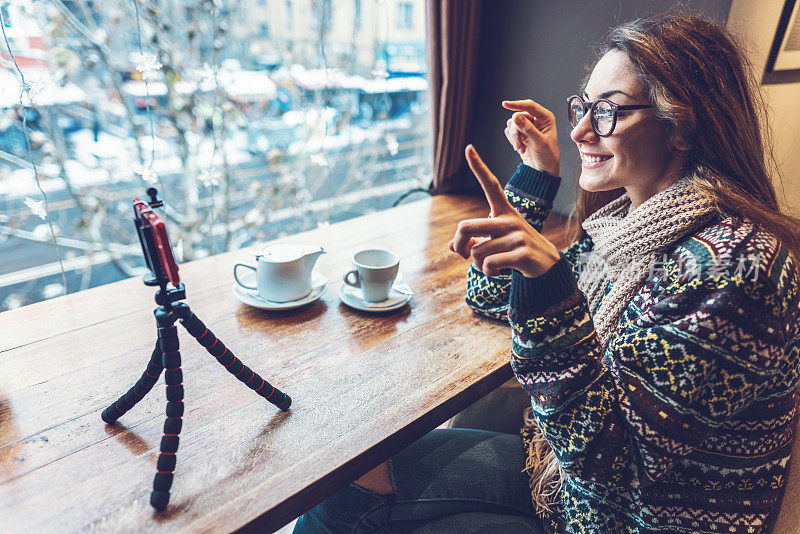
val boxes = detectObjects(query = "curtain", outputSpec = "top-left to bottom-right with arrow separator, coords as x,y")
426,0 -> 483,194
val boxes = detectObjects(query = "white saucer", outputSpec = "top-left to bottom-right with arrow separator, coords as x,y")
232,270 -> 328,310
338,279 -> 413,312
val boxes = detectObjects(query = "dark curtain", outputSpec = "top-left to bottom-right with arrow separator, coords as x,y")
426,0 -> 483,194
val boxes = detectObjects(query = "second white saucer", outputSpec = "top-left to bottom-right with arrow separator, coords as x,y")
339,280 -> 413,312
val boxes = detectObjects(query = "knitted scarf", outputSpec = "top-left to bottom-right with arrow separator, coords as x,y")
577,173 -> 719,350
524,173 -> 719,514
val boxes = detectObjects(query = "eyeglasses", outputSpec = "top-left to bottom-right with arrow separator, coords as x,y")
566,94 -> 653,137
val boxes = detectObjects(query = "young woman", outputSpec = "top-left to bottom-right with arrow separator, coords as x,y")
295,13 -> 800,534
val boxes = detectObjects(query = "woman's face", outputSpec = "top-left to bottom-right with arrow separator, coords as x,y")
570,49 -> 679,205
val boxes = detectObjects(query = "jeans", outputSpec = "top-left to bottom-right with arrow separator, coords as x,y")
293,428 -> 543,533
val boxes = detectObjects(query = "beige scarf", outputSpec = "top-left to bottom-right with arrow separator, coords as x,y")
577,173 -> 719,349
524,172 -> 719,514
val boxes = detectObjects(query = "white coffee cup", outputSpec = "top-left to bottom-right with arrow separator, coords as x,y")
343,249 -> 399,302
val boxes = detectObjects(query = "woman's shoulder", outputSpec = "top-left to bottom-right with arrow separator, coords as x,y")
668,213 -> 799,319
684,214 -> 793,278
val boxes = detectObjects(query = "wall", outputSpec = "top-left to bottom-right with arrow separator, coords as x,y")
727,0 -> 800,217
466,0 -> 732,216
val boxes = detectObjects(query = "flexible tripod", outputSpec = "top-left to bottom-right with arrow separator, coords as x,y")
101,279 -> 291,511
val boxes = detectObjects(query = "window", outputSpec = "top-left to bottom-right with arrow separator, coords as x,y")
319,0 -> 333,33
397,2 -> 413,29
286,0 -> 293,30
0,0 -> 431,311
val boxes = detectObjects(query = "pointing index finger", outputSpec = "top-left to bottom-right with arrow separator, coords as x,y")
465,145 -> 511,215
502,99 -> 550,117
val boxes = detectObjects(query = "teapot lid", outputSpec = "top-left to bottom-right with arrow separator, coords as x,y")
259,243 -> 303,262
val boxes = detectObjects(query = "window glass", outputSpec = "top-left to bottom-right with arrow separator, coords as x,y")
286,0 -> 294,30
397,2 -> 413,29
0,0 -> 431,311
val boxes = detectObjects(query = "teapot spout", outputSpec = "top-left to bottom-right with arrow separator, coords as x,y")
303,245 -> 325,268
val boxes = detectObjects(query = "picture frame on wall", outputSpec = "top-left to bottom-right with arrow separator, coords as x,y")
764,0 -> 800,84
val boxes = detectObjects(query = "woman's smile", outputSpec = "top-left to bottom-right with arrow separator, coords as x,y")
580,152 -> 613,168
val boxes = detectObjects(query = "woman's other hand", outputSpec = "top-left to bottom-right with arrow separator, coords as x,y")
448,145 -> 561,278
502,99 -> 560,177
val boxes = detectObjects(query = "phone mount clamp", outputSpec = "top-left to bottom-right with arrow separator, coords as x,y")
101,188 -> 291,512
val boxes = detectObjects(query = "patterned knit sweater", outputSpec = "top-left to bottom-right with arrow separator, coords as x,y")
465,163 -> 800,534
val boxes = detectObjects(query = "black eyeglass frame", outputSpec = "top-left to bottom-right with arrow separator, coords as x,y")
566,94 -> 653,137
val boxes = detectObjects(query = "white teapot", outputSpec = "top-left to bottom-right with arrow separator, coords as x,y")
234,243 -> 325,302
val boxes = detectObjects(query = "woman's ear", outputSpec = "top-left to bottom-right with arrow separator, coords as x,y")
668,128 -> 692,152
672,138 -> 691,152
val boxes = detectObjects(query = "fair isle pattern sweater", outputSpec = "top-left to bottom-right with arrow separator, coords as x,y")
465,163 -> 800,534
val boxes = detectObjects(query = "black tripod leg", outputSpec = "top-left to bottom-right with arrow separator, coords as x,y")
150,309 -> 184,512
180,311 -> 291,411
101,342 -> 164,424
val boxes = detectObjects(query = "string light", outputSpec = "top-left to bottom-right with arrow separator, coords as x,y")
379,0 -> 391,207
0,5 -> 68,294
385,133 -> 399,156
319,0 -> 333,227
24,197 -> 47,220
205,0 -> 221,255
131,0 -> 167,201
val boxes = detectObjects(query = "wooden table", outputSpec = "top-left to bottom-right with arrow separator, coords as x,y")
0,194 -> 569,533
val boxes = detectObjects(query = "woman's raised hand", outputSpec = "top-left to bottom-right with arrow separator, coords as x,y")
502,99 -> 560,177
448,145 -> 561,278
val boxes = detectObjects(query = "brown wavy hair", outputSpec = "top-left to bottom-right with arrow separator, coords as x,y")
529,12 -> 800,515
561,13 -> 800,263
